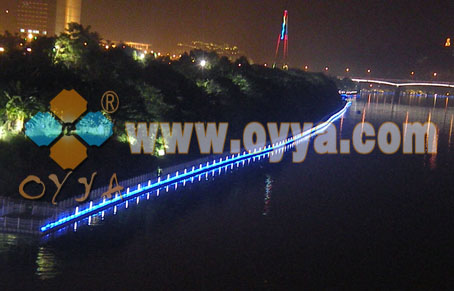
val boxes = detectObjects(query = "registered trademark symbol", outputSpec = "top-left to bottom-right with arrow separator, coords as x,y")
101,91 -> 119,113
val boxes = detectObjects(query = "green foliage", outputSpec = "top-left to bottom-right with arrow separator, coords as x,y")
0,87 -> 45,132
138,84 -> 173,121
53,23 -> 101,68
231,74 -> 252,95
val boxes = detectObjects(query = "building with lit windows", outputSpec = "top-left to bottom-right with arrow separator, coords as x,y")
176,41 -> 244,61
105,40 -> 153,53
17,0 -> 51,36
122,41 -> 152,52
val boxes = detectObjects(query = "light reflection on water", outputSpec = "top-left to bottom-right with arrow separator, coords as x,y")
262,175 -> 273,216
35,246 -> 60,280
349,92 -> 454,171
0,233 -> 59,281
0,233 -> 20,252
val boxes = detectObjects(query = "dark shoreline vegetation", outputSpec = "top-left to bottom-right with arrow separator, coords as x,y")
0,24 -> 342,202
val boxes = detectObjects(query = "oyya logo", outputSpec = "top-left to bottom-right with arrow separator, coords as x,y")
25,89 -> 113,170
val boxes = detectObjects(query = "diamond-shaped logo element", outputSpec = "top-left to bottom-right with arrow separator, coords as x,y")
50,89 -> 87,123
76,112 -> 113,146
25,112 -> 62,146
50,136 -> 87,170
25,89 -> 116,170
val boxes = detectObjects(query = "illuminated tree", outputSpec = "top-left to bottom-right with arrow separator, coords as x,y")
0,90 -> 44,133
53,23 -> 101,68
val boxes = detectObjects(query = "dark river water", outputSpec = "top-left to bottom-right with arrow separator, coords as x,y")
1,92 -> 454,289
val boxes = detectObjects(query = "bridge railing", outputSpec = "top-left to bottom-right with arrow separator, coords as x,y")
0,153 -> 238,236
352,78 -> 454,88
54,151 -> 241,210
0,216 -> 42,235
0,196 -> 62,218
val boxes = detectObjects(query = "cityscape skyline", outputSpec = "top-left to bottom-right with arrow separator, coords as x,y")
1,0 -> 453,77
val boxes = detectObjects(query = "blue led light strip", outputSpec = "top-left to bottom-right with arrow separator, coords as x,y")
40,102 -> 352,233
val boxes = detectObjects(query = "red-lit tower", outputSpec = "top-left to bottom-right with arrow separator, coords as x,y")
273,10 -> 289,69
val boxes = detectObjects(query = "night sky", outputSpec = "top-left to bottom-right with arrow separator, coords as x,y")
1,0 -> 454,77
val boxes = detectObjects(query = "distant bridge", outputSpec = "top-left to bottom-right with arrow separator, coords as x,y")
351,78 -> 454,89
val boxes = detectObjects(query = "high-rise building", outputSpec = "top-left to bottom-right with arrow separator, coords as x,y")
17,0 -> 52,36
55,0 -> 82,35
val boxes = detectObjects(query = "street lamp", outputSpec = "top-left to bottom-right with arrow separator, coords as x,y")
433,72 -> 438,78
367,69 -> 371,74
324,66 -> 329,72
304,65 -> 309,71
200,60 -> 207,68
345,67 -> 350,73
0,47 -> 4,53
